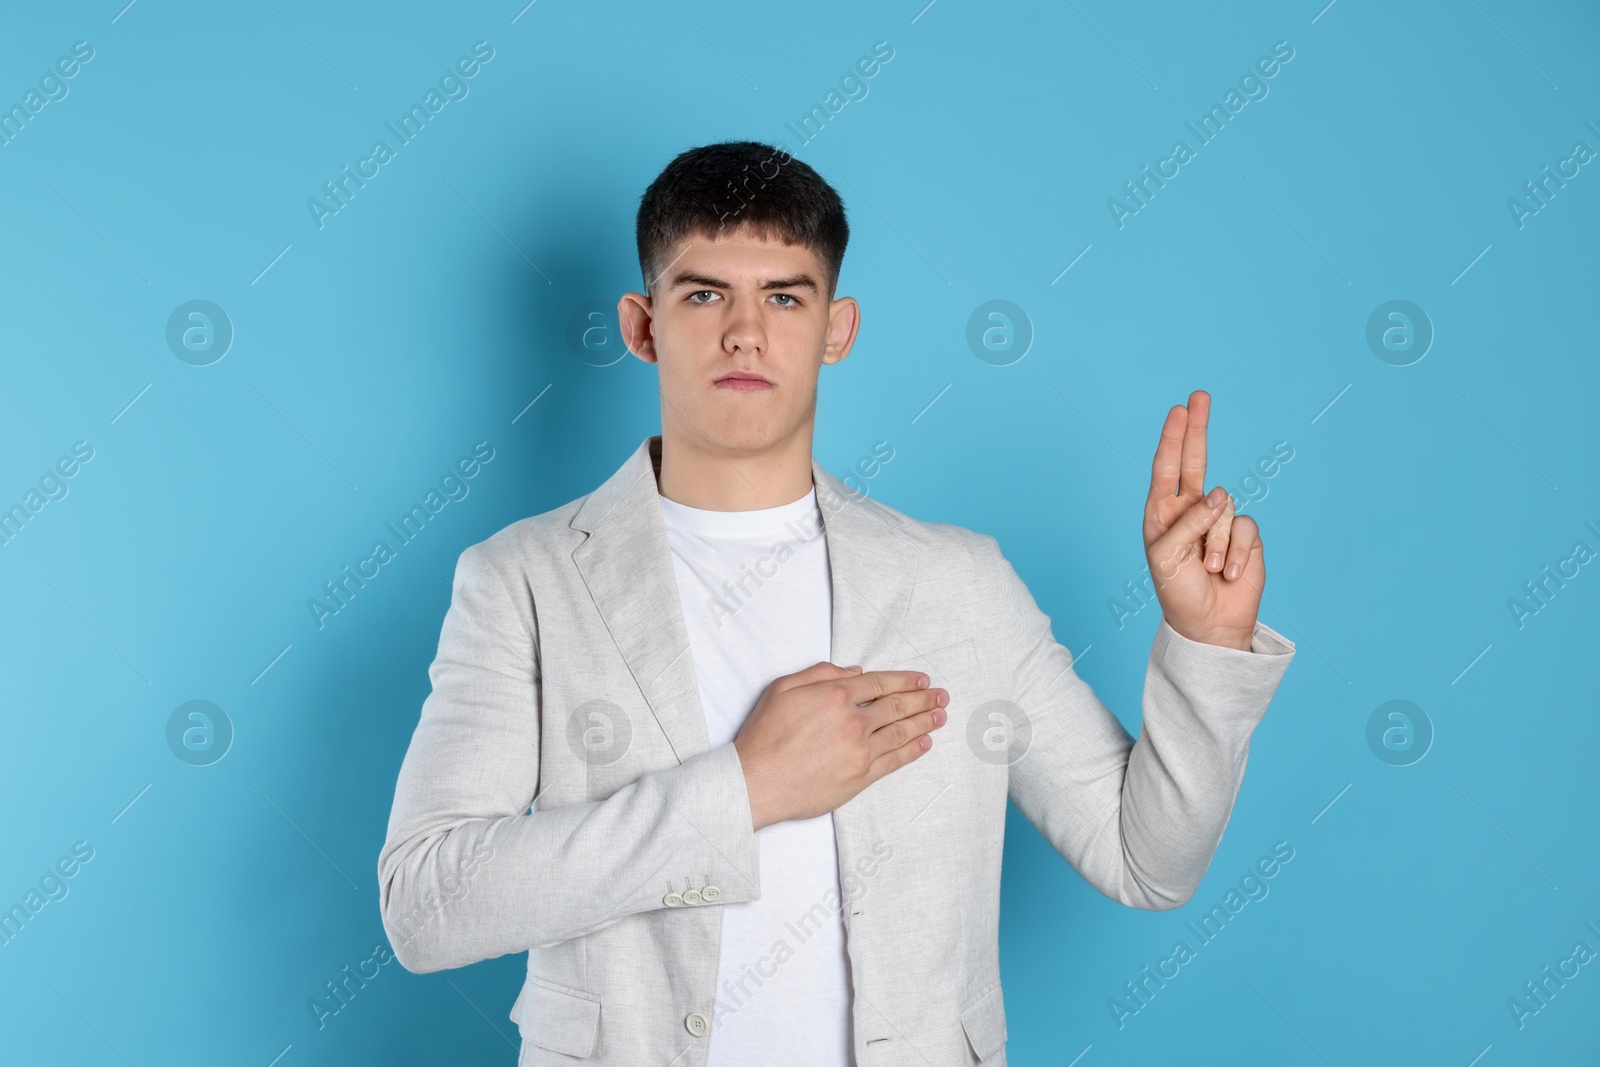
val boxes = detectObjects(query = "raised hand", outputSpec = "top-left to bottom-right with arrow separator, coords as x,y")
1142,390 -> 1266,651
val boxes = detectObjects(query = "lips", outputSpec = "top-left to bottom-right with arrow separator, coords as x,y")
715,372 -> 773,391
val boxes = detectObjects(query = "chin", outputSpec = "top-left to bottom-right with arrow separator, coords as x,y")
701,412 -> 792,455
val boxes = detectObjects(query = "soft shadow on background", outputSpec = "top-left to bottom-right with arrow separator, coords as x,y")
2,1 -> 1597,1063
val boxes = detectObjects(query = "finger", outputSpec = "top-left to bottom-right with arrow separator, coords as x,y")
868,725 -> 935,782
863,686 -> 946,735
867,698 -> 948,761
1223,515 -> 1259,582
1178,390 -> 1210,500
779,660 -> 860,691
1150,485 -> 1228,578
1145,403 -> 1187,517
840,669 -> 929,708
1203,493 -> 1235,573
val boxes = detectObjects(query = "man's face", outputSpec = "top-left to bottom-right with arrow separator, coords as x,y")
619,226 -> 859,459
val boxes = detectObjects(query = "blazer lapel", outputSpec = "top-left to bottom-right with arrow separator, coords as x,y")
810,457 -> 925,682
570,435 -> 706,764
569,434 -> 926,769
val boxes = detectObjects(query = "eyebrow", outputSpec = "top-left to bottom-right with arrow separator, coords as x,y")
666,270 -> 821,296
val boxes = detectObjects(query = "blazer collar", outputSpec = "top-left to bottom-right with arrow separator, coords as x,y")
570,434 -> 924,764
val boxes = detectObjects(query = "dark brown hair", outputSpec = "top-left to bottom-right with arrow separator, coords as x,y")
635,141 -> 849,300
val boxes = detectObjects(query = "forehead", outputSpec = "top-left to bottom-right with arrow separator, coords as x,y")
660,226 -> 827,285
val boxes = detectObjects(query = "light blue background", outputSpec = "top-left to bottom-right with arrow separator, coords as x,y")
2,1 -> 1597,1063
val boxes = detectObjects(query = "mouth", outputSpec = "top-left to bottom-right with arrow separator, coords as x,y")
714,372 -> 774,392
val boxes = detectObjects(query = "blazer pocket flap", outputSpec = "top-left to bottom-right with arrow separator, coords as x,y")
514,978 -> 601,1059
959,981 -> 1007,1062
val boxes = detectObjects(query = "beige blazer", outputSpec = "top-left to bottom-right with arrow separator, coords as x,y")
378,434 -> 1296,1066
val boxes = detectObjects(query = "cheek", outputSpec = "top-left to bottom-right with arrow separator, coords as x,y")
650,319 -> 702,370
779,312 -> 831,364
663,360 -> 709,403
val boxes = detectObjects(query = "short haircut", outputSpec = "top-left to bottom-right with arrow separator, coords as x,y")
635,141 -> 850,301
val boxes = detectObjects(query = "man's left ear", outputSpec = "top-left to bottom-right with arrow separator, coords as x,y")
822,295 -> 860,366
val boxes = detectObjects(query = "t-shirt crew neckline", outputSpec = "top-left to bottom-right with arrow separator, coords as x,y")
657,483 -> 821,538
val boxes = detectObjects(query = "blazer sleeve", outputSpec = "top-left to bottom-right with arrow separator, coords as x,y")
377,541 -> 762,973
986,536 -> 1295,911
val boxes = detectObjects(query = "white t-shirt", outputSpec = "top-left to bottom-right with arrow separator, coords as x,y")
657,483 -> 853,1067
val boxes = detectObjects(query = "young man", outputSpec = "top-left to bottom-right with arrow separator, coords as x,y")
379,141 -> 1295,1067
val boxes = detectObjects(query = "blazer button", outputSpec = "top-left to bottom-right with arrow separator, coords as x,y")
685,1011 -> 710,1037
682,888 -> 702,905
701,884 -> 721,902
663,892 -> 683,907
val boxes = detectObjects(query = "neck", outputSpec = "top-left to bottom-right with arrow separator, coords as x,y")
653,427 -> 815,511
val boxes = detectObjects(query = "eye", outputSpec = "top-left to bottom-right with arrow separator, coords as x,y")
771,293 -> 799,308
688,290 -> 719,304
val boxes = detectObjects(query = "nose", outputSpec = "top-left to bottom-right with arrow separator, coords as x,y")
723,296 -> 767,356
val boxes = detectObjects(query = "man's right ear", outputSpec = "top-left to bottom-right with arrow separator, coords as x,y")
617,292 -> 656,364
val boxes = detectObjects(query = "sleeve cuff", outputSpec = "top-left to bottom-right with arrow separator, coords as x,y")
669,741 -> 763,904
1151,616 -> 1296,724
1248,620 -> 1295,656
1160,617 -> 1296,657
